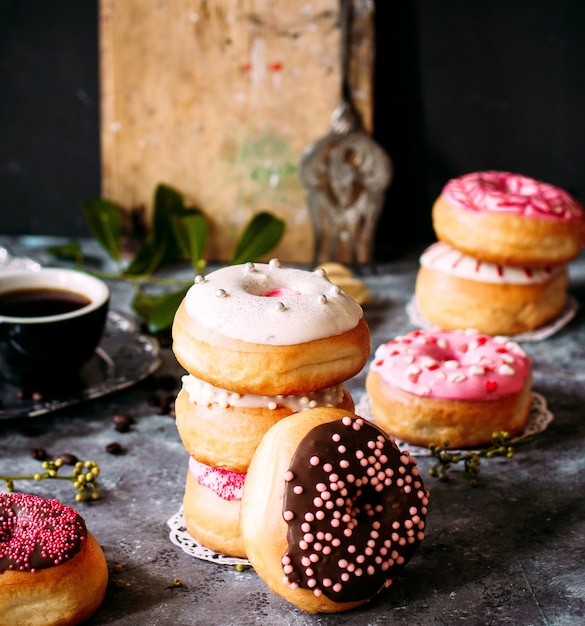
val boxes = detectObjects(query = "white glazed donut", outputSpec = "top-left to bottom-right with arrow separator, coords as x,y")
415,241 -> 568,335
172,259 -> 370,395
175,374 -> 354,472
432,171 -> 585,266
366,329 -> 533,448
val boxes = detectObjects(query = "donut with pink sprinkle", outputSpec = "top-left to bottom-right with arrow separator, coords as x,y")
432,170 -> 584,266
0,492 -> 108,625
240,407 -> 429,613
366,329 -> 533,449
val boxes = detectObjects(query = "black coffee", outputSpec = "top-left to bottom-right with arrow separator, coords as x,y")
0,288 -> 91,317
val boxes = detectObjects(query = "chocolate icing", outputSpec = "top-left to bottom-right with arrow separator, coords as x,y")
282,417 -> 429,603
0,493 -> 87,573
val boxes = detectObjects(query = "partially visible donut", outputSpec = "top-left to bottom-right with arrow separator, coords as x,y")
432,171 -> 584,266
183,457 -> 246,558
366,329 -> 532,448
240,407 -> 429,613
415,241 -> 569,335
175,375 -> 354,472
0,492 -> 108,626
172,259 -> 370,396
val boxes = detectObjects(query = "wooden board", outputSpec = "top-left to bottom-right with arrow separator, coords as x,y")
99,0 -> 374,263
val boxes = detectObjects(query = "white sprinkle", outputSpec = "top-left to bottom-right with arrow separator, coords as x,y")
498,364 -> 515,376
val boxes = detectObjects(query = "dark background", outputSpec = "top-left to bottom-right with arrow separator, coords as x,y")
1,0 -> 584,261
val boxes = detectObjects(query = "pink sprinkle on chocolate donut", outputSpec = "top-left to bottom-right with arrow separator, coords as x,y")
0,493 -> 87,573
282,417 -> 429,604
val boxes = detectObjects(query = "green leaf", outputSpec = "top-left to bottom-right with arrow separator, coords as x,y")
47,239 -> 84,266
132,285 -> 190,333
231,212 -> 285,265
81,198 -> 122,261
171,207 -> 208,273
124,184 -> 185,276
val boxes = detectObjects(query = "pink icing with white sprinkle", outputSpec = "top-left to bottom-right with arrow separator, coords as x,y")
188,457 -> 245,500
369,329 -> 531,400
442,171 -> 584,221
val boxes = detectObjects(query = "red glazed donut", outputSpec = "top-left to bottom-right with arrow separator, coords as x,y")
240,407 -> 429,613
0,492 -> 108,625
366,329 -> 532,448
432,171 -> 585,266
415,241 -> 569,335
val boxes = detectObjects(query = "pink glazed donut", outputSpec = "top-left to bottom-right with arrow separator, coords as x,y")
432,171 -> 584,266
365,329 -> 533,448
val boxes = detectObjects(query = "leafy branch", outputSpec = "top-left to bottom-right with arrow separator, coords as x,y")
49,183 -> 285,332
1,458 -> 101,502
428,432 -> 526,486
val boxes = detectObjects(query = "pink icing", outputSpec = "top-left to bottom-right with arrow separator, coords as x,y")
442,171 -> 584,221
263,288 -> 301,297
369,329 -> 531,400
188,457 -> 245,500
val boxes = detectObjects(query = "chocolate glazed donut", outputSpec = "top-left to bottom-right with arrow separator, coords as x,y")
282,416 -> 427,603
241,407 -> 429,614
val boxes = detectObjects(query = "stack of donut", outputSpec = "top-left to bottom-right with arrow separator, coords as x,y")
415,171 -> 585,335
171,259 -> 370,558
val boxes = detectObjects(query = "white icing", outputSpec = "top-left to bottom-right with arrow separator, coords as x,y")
183,260 -> 363,344
181,374 -> 346,411
420,242 -> 562,285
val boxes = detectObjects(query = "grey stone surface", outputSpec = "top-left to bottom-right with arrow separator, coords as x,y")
1,237 -> 585,625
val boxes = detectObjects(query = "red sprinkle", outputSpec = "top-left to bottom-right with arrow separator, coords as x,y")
0,493 -> 87,573
485,380 -> 498,392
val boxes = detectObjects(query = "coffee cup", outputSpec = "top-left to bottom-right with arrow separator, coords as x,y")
0,267 -> 110,386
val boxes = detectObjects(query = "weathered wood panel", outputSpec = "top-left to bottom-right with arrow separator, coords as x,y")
99,0 -> 374,262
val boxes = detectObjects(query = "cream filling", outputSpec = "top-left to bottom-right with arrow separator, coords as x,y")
181,374 -> 346,411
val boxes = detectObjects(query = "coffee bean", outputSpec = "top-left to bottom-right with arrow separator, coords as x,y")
60,453 -> 79,465
30,447 -> 48,461
112,413 -> 135,432
106,442 -> 126,455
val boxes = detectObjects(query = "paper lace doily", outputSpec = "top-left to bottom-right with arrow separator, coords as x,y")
167,508 -> 251,567
406,295 -> 579,342
355,391 -> 553,456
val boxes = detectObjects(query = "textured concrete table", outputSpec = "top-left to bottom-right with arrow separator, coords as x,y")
1,237 -> 584,625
